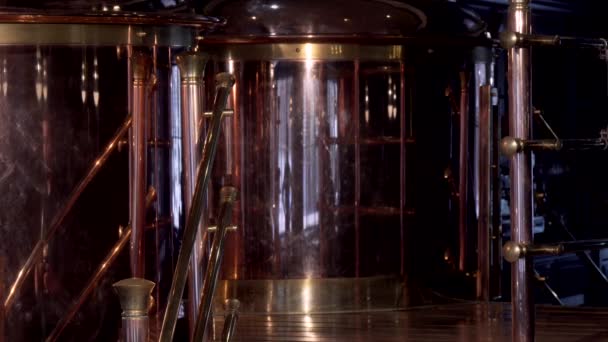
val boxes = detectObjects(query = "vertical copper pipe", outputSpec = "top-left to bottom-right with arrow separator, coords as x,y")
159,73 -> 235,342
399,62 -> 406,276
130,52 -> 151,278
458,71 -> 470,272
354,61 -> 361,277
507,0 -> 534,341
3,114 -> 132,312
477,85 -> 492,301
45,188 -> 157,342
176,51 -> 209,339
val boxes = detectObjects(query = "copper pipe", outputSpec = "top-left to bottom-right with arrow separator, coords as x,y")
3,114 -> 132,312
354,61 -> 361,277
458,71 -> 470,272
400,62 -> 407,276
507,0 -> 534,341
159,72 -> 236,342
176,51 -> 210,339
192,187 -> 238,342
45,187 -> 157,342
221,299 -> 240,342
130,52 -> 151,278
477,85 -> 492,301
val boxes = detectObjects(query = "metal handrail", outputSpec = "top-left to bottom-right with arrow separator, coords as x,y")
4,114 -> 133,312
221,299 -> 240,342
192,187 -> 238,342
45,187 -> 157,342
158,72 -> 236,342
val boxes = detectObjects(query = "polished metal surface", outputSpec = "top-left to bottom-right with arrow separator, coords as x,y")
212,277 -> 407,314
209,303 -> 608,342
46,187 -> 157,342
477,85 -> 492,301
176,51 -> 210,339
130,52 -> 151,279
0,23 -> 198,46
4,113 -> 133,312
0,11 -> 221,47
202,44 -> 413,312
221,299 -> 240,342
159,72 -> 236,342
193,186 -> 238,342
506,0 -> 534,341
114,277 -> 155,342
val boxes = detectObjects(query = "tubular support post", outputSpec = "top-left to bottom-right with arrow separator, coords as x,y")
458,71 -> 470,272
45,188 -> 157,342
159,72 -> 236,342
176,51 -> 210,339
192,187 -> 238,342
113,278 -> 155,342
477,85 -> 492,301
221,299 -> 240,342
507,0 -> 534,341
3,114 -> 132,312
130,52 -> 152,279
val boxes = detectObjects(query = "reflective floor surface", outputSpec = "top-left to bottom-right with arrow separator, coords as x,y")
210,302 -> 608,341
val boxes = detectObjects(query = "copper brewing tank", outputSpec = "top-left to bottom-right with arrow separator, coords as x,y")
0,8 -> 221,341
200,0 -> 489,313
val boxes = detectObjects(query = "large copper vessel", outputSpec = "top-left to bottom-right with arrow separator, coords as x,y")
200,0 -> 489,313
0,7 -> 220,340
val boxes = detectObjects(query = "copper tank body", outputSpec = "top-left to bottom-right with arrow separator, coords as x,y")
0,11 -> 220,341
200,0 -> 488,313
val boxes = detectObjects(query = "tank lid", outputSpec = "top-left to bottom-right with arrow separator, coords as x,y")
203,0 -> 486,38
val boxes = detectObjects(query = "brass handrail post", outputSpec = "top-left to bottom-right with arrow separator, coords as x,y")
114,278 -> 156,342
221,299 -> 240,342
159,72 -> 236,342
192,187 -> 238,342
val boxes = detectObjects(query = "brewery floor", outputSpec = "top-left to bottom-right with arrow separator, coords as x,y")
211,302 -> 608,341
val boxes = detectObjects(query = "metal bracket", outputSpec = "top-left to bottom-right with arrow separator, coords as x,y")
204,110 -> 234,117
207,225 -> 238,232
